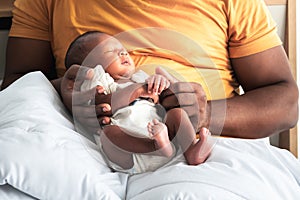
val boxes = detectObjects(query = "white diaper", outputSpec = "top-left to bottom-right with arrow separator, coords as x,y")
94,134 -> 176,175
111,100 -> 164,138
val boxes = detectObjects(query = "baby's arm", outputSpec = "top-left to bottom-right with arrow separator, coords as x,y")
146,74 -> 170,94
110,83 -> 147,113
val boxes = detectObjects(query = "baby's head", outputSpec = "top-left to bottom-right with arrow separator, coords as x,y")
65,31 -> 135,80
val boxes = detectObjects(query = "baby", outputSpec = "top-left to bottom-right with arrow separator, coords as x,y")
65,31 -> 211,174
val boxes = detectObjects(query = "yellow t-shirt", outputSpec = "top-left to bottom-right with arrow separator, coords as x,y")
9,0 -> 281,100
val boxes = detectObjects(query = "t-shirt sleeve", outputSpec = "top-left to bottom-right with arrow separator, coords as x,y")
9,0 -> 50,41
228,0 -> 282,58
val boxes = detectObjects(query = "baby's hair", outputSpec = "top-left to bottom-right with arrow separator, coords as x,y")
65,31 -> 105,69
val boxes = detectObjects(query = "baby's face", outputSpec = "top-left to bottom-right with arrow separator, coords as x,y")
96,35 -> 135,80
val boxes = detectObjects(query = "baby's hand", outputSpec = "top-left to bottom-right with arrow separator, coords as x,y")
146,74 -> 170,94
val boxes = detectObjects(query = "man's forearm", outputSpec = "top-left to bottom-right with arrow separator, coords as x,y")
1,74 -> 23,90
51,78 -> 62,95
209,82 -> 298,138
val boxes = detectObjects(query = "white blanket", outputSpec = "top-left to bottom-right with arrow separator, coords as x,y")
0,72 -> 299,199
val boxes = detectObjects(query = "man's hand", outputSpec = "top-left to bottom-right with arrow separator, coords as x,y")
156,67 -> 209,132
60,64 -> 112,135
107,83 -> 147,114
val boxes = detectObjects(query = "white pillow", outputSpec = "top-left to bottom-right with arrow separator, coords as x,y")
0,184 -> 37,200
0,72 -> 127,199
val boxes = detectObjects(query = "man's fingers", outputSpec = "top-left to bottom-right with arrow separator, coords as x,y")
62,64 -> 94,92
73,86 -> 109,107
73,101 -> 112,119
160,82 -> 195,100
170,82 -> 196,93
73,105 -> 111,126
160,82 -> 197,107
73,104 -> 98,118
74,66 -> 95,91
159,81 -> 207,131
98,116 -> 111,126
64,64 -> 81,80
95,103 -> 112,116
72,87 -> 97,105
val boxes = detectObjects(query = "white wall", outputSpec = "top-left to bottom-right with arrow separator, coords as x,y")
267,5 -> 287,147
297,0 -> 300,158
269,4 -> 299,157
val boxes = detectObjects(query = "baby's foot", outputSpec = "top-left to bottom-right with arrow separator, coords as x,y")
147,119 -> 173,157
185,127 -> 212,165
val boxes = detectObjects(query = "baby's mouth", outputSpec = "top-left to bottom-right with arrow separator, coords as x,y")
121,58 -> 131,65
122,61 -> 129,65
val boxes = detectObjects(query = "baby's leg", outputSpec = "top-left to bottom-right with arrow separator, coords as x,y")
147,119 -> 174,157
184,127 -> 211,165
165,108 -> 212,165
101,126 -> 134,169
101,125 -> 161,169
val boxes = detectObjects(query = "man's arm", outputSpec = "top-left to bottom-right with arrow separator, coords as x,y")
1,37 -> 57,90
210,45 -> 298,138
159,45 -> 298,138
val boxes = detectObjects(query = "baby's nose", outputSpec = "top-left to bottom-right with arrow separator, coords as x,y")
119,51 -> 128,56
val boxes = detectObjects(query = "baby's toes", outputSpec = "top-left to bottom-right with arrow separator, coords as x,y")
147,123 -> 153,133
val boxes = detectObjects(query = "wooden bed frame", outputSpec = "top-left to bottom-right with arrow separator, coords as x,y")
265,0 -> 297,157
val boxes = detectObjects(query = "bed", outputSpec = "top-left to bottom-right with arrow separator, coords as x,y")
0,0 -> 300,199
0,71 -> 300,199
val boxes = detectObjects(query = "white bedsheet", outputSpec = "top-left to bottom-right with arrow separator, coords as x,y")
127,138 -> 300,199
0,72 -> 299,199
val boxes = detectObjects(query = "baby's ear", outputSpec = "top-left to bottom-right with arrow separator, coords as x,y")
155,67 -> 178,83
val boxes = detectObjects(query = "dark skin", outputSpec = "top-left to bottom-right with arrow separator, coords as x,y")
2,37 -> 56,88
1,37 -> 298,139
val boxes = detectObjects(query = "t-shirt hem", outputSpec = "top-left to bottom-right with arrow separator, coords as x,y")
9,28 -> 50,42
229,34 -> 282,58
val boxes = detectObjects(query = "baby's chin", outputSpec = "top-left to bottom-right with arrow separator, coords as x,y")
114,74 -> 131,81
122,69 -> 135,78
